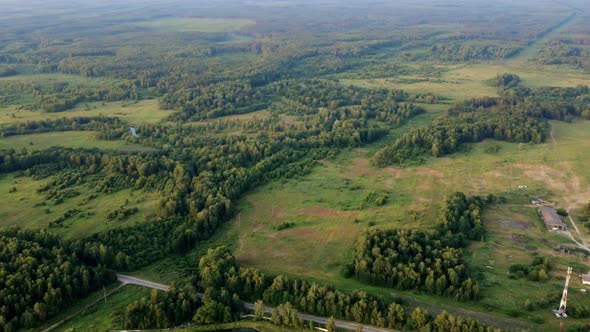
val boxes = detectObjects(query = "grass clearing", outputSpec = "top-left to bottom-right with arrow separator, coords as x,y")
128,18 -> 256,33
0,131 -> 130,151
339,61 -> 590,102
0,173 -> 158,238
0,99 -> 169,125
53,285 -> 151,332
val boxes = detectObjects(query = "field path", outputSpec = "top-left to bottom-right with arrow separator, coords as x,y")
38,284 -> 125,332
550,122 -> 557,144
548,122 -> 590,253
389,292 -> 532,331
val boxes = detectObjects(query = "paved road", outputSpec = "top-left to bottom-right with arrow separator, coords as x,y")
117,274 -> 170,291
117,275 -> 393,332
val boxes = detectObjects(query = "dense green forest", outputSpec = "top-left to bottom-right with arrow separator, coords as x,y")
1,0 -> 590,331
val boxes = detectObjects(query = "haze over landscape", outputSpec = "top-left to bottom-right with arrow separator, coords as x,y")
1,1 -> 590,331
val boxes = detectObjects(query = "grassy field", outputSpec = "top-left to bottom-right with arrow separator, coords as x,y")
339,61 -> 590,102
0,173 -> 158,238
128,18 -> 256,33
127,119 -> 590,331
0,99 -> 169,125
52,285 -> 151,332
0,131 -> 131,151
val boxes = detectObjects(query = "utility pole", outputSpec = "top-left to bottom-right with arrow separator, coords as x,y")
103,286 -> 107,303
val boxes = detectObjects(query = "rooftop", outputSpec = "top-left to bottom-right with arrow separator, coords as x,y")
538,206 -> 566,229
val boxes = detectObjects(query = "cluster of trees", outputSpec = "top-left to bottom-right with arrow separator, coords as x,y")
160,79 -> 424,128
437,192 -> 485,247
111,285 -> 202,329
568,304 -> 590,319
0,228 -> 116,331
352,229 -> 480,300
0,79 -> 139,112
372,100 -> 545,166
540,39 -> 590,69
0,116 -> 122,138
430,42 -> 520,61
508,256 -> 551,282
351,193 -> 484,301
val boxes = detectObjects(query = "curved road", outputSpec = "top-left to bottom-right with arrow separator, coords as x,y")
117,275 -> 393,332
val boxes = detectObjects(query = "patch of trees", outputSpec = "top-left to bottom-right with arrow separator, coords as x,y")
568,304 -> 590,319
430,42 -> 520,61
0,79 -> 139,112
539,40 -> 590,69
0,66 -> 17,77
351,193 -> 484,301
0,116 -> 122,138
0,228 -> 116,331
111,285 -> 203,329
373,77 -> 590,166
161,79 -> 424,127
508,256 -> 551,282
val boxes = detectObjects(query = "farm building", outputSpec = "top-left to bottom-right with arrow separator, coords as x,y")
583,273 -> 590,286
538,206 -> 567,230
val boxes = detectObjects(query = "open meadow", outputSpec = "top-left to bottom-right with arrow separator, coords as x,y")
0,172 -> 158,238
127,119 -> 590,331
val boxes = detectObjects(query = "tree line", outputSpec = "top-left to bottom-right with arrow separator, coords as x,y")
373,75 -> 590,166
116,247 -> 504,331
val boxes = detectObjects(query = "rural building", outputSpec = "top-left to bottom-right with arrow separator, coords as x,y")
583,273 -> 590,286
538,206 -> 567,230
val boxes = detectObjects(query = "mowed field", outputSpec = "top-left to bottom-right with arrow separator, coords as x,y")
0,171 -> 159,238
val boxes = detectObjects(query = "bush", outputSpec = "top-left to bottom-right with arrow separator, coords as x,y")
556,208 -> 568,216
276,221 -> 295,231
524,299 -> 534,311
506,309 -> 521,318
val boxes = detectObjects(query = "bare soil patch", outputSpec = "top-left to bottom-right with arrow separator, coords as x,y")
341,158 -> 402,179
501,220 -> 530,230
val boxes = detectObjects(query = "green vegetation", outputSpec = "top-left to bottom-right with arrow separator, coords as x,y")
0,173 -> 157,237
1,0 -> 590,331
54,286 -> 151,332
0,131 -> 129,151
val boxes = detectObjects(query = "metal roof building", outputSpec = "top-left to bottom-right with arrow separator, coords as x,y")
538,206 -> 567,230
